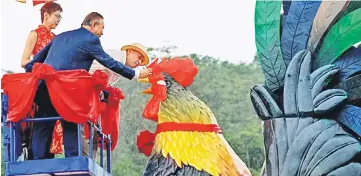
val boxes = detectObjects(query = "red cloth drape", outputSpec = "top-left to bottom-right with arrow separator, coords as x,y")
2,63 -> 125,152
1,63 -> 107,124
96,86 -> 124,151
1,72 -> 38,121
33,0 -> 56,6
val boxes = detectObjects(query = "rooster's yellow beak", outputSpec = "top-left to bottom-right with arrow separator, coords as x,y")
138,77 -> 149,83
142,87 -> 152,94
138,78 -> 152,94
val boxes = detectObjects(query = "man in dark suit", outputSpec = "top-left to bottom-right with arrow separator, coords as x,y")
25,12 -> 152,159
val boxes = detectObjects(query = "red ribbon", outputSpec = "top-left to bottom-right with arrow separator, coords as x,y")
96,86 -> 125,151
33,0 -> 56,6
136,122 -> 222,156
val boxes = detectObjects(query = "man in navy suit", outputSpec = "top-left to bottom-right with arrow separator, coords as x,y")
25,12 -> 152,159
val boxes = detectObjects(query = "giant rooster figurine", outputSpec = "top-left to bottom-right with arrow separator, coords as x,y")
251,0 -> 361,176
136,58 -> 252,176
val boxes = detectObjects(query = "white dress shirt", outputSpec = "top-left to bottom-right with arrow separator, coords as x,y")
89,49 -> 140,86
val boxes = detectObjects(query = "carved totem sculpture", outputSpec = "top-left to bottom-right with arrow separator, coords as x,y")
251,1 -> 361,176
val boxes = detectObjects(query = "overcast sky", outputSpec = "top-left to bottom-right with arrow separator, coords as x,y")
1,0 -> 256,72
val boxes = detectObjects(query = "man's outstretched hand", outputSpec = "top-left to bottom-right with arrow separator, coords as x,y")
139,68 -> 153,79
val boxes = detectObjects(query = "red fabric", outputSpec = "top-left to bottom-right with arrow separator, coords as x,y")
33,0 -> 56,6
32,25 -> 55,56
1,63 -> 108,124
136,122 -> 222,156
156,122 -> 222,134
95,86 -> 124,151
155,58 -> 198,87
2,72 -> 39,121
50,120 -> 63,153
136,130 -> 156,156
2,63 -> 124,152
48,65 -> 107,154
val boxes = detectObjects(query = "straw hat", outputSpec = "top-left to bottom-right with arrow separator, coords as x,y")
121,43 -> 150,66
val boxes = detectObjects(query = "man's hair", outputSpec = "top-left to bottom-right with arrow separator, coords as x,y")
81,12 -> 104,26
40,2 -> 63,23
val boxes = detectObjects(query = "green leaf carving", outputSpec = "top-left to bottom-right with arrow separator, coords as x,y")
314,9 -> 361,69
255,0 -> 286,90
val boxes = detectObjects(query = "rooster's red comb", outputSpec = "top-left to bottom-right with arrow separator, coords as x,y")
158,57 -> 198,87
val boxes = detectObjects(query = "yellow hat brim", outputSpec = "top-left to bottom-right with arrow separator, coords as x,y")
121,45 -> 149,66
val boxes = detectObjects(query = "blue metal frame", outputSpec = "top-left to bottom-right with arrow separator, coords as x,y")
1,93 -> 113,175
6,156 -> 111,176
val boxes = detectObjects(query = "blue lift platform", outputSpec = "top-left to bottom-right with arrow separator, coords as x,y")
2,93 -> 113,176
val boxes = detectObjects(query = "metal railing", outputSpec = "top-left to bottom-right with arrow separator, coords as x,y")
2,93 -> 113,174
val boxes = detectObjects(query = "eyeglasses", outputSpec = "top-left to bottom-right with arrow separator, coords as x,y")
54,14 -> 62,20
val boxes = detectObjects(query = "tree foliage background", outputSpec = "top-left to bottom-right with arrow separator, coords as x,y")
1,46 -> 266,176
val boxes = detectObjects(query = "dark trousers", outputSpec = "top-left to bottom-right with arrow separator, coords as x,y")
32,81 -> 79,159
